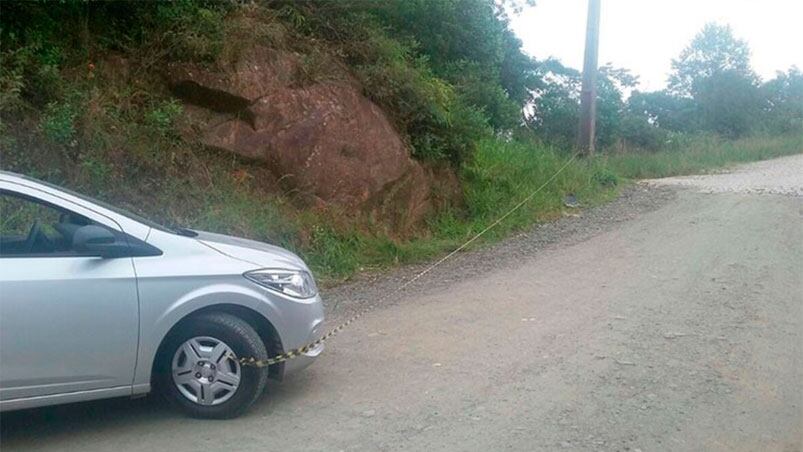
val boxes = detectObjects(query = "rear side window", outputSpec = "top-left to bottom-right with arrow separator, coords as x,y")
0,191 -> 93,257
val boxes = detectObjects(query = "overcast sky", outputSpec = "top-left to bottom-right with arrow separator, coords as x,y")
509,0 -> 803,92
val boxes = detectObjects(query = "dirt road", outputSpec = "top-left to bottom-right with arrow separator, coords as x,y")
2,155 -> 801,451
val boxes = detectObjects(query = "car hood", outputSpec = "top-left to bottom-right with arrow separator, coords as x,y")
192,230 -> 308,271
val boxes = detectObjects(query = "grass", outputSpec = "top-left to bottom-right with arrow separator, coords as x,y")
604,134 -> 803,179
284,138 -> 621,283
298,133 -> 802,284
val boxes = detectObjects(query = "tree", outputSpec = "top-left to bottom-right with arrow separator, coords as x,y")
595,64 -> 638,148
627,90 -> 697,132
526,60 -> 636,149
525,59 -> 581,148
694,70 -> 761,137
761,67 -> 803,134
665,23 -> 762,137
668,23 -> 757,97
361,0 -> 539,130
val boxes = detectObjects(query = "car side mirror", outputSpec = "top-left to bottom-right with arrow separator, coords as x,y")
73,225 -> 129,258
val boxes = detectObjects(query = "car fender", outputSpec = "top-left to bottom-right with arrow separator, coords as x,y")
133,282 -> 288,388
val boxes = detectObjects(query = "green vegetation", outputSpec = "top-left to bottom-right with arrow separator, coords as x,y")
1,1 -> 800,283
605,134 -> 803,179
302,138 -> 619,280
285,133 -> 802,282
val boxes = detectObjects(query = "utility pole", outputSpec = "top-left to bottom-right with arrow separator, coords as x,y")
577,0 -> 601,155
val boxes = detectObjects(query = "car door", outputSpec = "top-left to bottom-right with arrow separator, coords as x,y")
0,184 -> 140,402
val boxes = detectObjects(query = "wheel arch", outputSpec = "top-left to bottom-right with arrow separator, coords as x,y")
150,304 -> 285,382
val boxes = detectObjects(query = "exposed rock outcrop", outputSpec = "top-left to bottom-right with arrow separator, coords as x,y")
166,44 -> 452,232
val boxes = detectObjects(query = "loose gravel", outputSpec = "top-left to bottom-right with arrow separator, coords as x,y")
644,153 -> 803,196
323,184 -> 678,323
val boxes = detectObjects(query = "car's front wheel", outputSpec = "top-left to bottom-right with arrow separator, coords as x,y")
157,312 -> 269,419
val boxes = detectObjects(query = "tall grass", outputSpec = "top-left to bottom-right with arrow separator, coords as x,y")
604,134 -> 803,179
298,134 -> 801,283
439,139 -> 617,241
294,139 -> 619,282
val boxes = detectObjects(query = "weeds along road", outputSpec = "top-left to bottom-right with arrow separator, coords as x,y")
1,154 -> 801,451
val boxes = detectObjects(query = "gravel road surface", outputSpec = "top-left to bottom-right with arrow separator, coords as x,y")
1,155 -> 801,451
645,153 -> 803,196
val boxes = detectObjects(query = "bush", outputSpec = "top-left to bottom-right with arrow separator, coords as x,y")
0,38 -> 64,112
297,10 -> 492,164
145,100 -> 184,137
619,115 -> 669,151
440,60 -> 522,131
275,1 -> 536,165
155,0 -> 229,61
591,167 -> 618,187
40,100 -> 78,146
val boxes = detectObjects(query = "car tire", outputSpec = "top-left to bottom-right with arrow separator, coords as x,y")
156,312 -> 269,419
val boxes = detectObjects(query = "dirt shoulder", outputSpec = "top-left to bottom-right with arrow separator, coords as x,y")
323,183 -> 678,323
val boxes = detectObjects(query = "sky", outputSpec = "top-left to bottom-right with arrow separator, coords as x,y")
509,0 -> 803,92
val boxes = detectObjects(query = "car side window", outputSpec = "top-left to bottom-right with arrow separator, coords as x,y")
0,191 -> 93,257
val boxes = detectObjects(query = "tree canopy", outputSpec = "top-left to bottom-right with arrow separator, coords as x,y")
622,22 -> 801,139
668,23 -> 757,98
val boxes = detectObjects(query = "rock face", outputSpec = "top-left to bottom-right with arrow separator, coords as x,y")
167,45 -> 447,232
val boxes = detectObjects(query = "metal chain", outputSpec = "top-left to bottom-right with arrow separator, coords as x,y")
237,152 -> 582,368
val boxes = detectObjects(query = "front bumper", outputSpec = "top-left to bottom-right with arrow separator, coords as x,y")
267,291 -> 325,379
282,338 -> 325,376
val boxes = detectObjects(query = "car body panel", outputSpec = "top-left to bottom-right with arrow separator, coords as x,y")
0,171 -> 324,412
0,255 -> 140,401
0,386 -> 137,412
0,180 -> 140,402
192,230 -> 307,269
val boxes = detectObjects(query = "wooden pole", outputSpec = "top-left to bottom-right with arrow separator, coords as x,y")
578,0 -> 601,155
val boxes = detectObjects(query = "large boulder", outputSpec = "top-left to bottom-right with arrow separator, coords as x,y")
167,47 -> 299,107
166,45 -> 446,232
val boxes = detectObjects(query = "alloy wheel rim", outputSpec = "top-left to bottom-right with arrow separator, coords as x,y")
171,336 -> 241,406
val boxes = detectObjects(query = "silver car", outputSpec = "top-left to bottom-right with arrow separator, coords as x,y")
0,171 -> 324,418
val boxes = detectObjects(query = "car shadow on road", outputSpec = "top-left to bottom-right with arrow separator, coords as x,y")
0,374 -> 319,448
0,396 -> 176,442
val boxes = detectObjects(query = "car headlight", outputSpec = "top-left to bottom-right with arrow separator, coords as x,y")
244,268 -> 318,299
